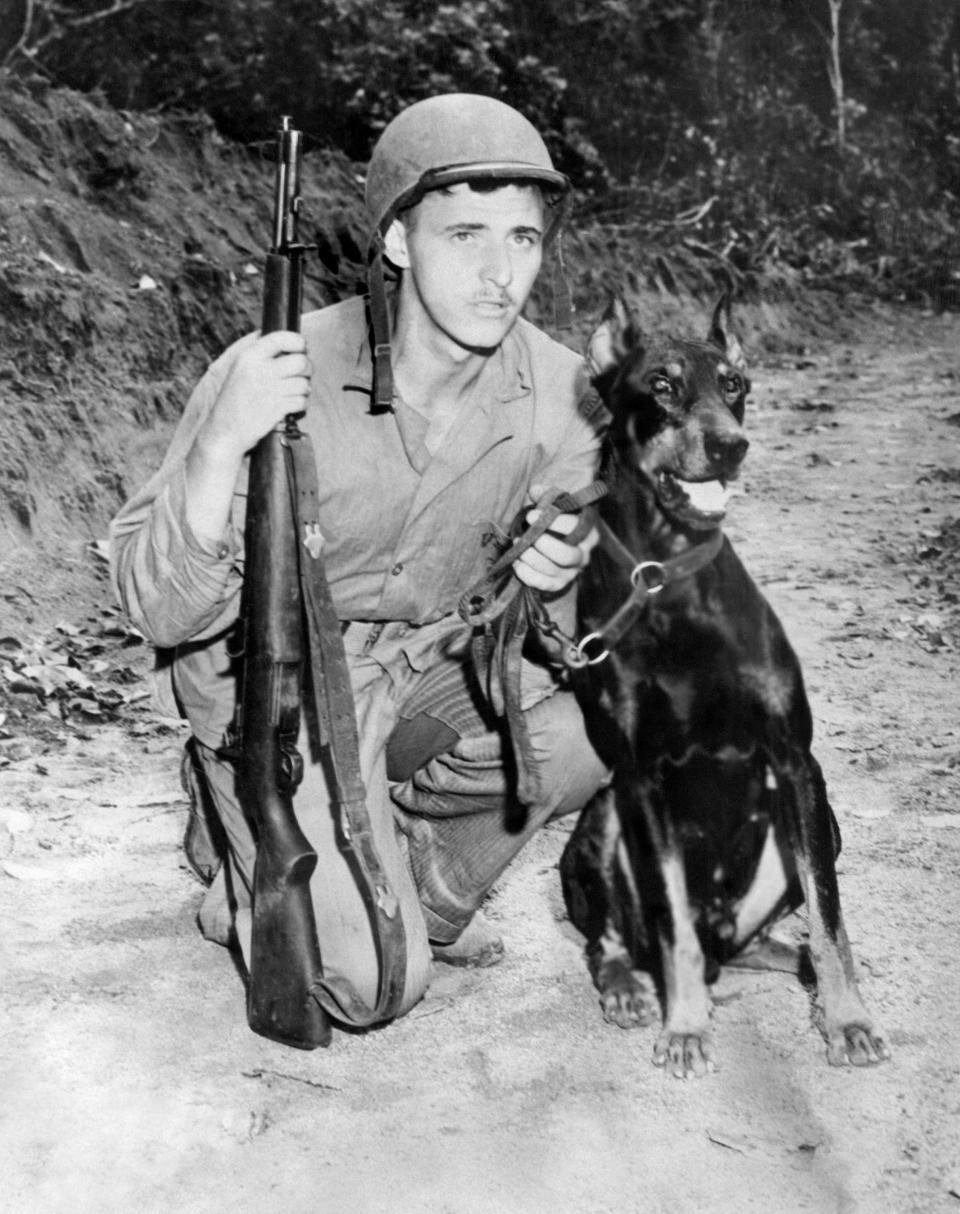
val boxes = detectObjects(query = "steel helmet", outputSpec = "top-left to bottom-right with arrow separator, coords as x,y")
364,94 -> 570,408
365,93 -> 569,248
361,89 -> 570,410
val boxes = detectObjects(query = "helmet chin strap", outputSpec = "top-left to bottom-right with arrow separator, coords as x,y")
368,249 -> 395,412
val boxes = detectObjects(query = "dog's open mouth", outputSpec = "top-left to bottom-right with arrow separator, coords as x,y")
656,471 -> 731,524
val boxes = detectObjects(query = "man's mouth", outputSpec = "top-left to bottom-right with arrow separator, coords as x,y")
656,470 -> 731,522
473,298 -> 511,313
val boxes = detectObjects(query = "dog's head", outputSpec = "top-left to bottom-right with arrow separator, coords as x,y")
588,296 -> 751,531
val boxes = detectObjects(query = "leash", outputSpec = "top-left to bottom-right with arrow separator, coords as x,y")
458,481 -> 608,628
565,521 -> 725,668
285,431 -> 408,1027
457,482 -> 607,814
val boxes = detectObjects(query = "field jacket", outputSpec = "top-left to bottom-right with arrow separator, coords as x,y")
110,294 -> 603,748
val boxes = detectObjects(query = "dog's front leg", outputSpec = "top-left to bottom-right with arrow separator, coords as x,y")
778,754 -> 890,1066
649,822 -> 715,1078
588,924 -> 660,1030
564,787 -> 660,1029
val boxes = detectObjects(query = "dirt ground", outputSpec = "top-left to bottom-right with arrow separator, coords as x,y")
0,301 -> 957,1214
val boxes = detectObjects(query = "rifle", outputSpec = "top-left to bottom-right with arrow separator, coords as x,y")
237,116 -> 331,1049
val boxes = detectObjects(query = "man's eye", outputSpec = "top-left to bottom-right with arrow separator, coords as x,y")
452,230 -> 475,243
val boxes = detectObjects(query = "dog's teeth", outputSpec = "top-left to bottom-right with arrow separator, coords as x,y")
678,479 -> 730,513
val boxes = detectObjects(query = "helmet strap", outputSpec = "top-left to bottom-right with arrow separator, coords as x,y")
368,250 -> 395,413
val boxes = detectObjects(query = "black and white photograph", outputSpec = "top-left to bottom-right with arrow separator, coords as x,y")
1,2 -> 957,1211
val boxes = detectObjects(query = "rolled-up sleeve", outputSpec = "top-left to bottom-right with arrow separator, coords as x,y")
109,340 -> 251,647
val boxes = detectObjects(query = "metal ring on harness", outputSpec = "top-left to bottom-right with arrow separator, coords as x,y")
630,560 -> 667,592
464,592 -> 491,618
567,630 -> 609,668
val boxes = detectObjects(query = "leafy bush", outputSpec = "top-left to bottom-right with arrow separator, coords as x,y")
5,0 -> 960,303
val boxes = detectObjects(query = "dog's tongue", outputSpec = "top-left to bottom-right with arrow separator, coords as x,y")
678,479 -> 729,513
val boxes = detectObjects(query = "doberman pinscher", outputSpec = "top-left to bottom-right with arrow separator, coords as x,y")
559,299 -> 889,1078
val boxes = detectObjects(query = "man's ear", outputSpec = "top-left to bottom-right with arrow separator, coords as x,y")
383,217 -> 410,270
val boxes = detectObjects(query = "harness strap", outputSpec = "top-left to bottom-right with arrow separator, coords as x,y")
567,523 -> 725,667
285,432 -> 408,1027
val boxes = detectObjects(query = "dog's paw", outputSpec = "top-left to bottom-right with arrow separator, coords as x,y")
826,1022 -> 891,1067
598,967 -> 658,1029
653,1029 -> 717,1079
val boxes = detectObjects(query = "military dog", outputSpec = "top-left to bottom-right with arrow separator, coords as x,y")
559,300 -> 889,1078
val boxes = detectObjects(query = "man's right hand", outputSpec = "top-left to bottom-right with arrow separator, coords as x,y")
200,330 -> 311,465
184,330 -> 311,548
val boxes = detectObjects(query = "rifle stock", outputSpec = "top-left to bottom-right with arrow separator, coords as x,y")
238,118 -> 331,1049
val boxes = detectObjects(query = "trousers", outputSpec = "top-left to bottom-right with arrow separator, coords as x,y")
193,616 -> 607,1021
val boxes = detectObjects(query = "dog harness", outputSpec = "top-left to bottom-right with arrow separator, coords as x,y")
458,490 -> 724,808
566,521 -> 725,667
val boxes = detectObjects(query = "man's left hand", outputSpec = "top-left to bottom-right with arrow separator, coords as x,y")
513,486 -> 599,594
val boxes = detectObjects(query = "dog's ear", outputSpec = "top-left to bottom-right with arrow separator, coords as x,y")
708,293 -> 747,372
587,296 -> 641,377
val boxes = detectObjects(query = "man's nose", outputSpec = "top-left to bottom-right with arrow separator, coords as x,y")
480,243 -> 512,287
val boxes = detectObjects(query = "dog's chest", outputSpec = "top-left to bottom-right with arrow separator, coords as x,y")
604,596 -> 800,755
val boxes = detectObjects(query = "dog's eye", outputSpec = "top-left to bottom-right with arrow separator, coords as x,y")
722,374 -> 743,396
649,375 -> 673,395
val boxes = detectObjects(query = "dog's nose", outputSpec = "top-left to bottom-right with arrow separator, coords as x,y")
705,431 -> 749,473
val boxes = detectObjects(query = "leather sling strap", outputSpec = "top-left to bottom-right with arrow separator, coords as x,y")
283,430 -> 408,1027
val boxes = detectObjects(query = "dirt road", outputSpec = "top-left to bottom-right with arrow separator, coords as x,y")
2,306 -> 959,1214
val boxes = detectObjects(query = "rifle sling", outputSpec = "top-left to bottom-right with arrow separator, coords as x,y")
283,431 -> 408,1028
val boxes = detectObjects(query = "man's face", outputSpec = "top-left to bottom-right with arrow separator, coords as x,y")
385,182 -> 545,355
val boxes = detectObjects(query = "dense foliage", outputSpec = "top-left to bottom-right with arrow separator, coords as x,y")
4,0 -> 959,303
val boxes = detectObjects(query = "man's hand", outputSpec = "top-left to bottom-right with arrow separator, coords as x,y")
513,485 -> 599,594
184,330 -> 310,547
199,330 -> 311,466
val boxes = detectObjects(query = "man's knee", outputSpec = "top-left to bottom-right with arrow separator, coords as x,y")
523,689 -> 609,817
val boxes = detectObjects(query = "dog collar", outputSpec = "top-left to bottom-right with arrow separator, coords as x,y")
566,524 -> 725,668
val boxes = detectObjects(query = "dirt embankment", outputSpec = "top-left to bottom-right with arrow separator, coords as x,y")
0,82 -> 368,632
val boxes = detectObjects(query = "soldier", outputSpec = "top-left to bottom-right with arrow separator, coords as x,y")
110,94 -> 607,1028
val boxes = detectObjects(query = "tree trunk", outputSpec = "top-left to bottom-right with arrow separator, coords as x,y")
825,0 -> 845,152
